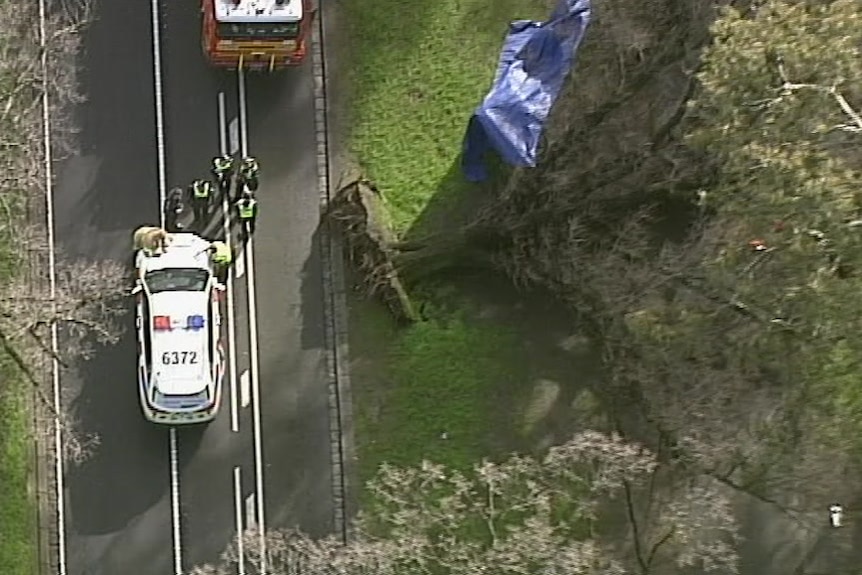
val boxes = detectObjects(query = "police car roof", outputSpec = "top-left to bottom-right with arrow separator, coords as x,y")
142,234 -> 212,273
214,0 -> 303,23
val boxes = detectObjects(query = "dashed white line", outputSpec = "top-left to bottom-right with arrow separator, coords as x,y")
238,66 -> 267,574
38,0 -> 65,572
219,91 -> 241,433
229,118 -> 240,155
151,1 -> 181,571
240,369 -> 250,408
150,0 -> 167,227
235,247 -> 245,279
233,467 -> 247,575
245,492 -> 257,529
168,427 -> 183,575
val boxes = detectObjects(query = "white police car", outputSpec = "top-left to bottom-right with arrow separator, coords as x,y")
131,233 -> 226,424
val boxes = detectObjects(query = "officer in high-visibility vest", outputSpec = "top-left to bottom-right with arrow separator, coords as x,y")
207,240 -> 232,283
188,179 -> 213,228
236,189 -> 258,241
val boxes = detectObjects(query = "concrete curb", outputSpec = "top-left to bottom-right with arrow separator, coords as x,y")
312,0 -> 358,543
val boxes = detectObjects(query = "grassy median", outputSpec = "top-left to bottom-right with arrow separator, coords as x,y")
342,0 -> 551,487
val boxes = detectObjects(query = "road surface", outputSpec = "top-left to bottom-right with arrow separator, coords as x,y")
51,1 -> 337,572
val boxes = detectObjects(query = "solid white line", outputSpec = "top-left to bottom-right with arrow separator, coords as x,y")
38,0 -> 66,573
169,427 -> 183,575
218,92 -> 227,158
150,0 -> 167,227
238,67 -> 267,574
229,118 -> 240,155
240,369 -> 250,408
238,71 -> 249,156
233,467 -> 247,575
245,493 -> 257,528
235,247 -> 245,279
219,92 -> 241,433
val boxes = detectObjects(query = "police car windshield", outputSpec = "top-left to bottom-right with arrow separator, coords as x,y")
217,22 -> 299,39
145,268 -> 209,293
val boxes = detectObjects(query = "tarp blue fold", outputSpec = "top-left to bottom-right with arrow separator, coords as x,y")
461,0 -> 592,182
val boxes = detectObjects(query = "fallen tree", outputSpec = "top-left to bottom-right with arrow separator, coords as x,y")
331,0 -> 862,567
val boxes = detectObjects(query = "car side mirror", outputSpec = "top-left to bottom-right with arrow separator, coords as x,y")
214,283 -> 227,292
129,284 -> 143,296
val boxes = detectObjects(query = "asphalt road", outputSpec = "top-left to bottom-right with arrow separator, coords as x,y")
54,0 -> 335,572
54,0 -> 173,573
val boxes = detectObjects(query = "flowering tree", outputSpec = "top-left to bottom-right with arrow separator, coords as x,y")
192,431 -> 741,575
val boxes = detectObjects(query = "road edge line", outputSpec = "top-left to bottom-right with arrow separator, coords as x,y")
38,0 -> 65,573
312,0 -> 357,543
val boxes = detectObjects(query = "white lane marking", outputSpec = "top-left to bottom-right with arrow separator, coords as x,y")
245,492 -> 257,529
233,467 -> 247,575
238,67 -> 267,574
235,246 -> 245,279
38,0 -> 65,572
219,92 -> 241,433
150,0 -> 167,227
240,369 -> 250,408
229,118 -> 240,155
169,427 -> 183,575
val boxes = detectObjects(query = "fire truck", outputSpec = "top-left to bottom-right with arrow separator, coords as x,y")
201,0 -> 315,71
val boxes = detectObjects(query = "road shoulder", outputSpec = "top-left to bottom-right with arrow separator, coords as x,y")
315,0 -> 358,541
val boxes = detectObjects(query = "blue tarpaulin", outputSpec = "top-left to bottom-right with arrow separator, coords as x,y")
461,0 -> 592,182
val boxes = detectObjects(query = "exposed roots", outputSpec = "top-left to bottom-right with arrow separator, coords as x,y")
328,178 -> 419,323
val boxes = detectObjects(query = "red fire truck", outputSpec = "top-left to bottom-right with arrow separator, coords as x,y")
201,0 -> 315,71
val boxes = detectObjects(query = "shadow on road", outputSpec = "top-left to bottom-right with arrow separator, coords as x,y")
65,323 -> 170,536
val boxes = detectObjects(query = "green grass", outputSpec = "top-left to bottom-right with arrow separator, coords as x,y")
351,296 -> 527,487
342,0 -> 552,233
0,192 -> 35,575
0,365 -> 35,575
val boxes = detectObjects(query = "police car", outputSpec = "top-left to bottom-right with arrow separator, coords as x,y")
131,233 -> 226,424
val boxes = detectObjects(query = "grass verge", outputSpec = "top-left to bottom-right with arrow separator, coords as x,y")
341,0 -> 553,495
0,369 -> 35,575
350,293 -> 528,491
0,183 -> 35,575
342,0 -> 552,234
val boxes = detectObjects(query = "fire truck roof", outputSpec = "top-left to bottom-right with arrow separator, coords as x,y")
214,0 -> 303,23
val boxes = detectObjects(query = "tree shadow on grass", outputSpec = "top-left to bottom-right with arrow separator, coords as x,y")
398,153 -> 512,241
348,149 -> 609,466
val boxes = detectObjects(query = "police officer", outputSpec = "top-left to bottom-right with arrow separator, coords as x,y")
211,154 -> 234,197
188,179 -> 214,228
238,156 -> 259,192
235,189 -> 258,241
207,240 -> 233,283
164,187 -> 185,232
